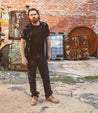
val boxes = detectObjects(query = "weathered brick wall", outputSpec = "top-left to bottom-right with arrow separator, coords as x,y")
0,3 -> 1,18
0,0 -> 98,70
1,0 -> 98,38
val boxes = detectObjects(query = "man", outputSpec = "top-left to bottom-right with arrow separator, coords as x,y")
20,8 -> 59,105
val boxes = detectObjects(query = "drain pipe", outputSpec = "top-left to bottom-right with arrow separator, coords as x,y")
26,5 -> 30,15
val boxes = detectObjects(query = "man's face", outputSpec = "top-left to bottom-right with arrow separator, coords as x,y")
28,10 -> 40,23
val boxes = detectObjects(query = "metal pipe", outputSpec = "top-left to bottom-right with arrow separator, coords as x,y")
26,5 -> 30,15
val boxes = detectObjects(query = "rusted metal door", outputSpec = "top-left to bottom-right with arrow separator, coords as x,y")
68,26 -> 98,56
8,40 -> 27,71
9,10 -> 29,39
8,10 -> 29,70
64,35 -> 89,60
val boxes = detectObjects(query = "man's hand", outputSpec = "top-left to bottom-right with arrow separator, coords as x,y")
20,39 -> 28,65
22,57 -> 28,65
47,36 -> 51,61
48,53 -> 51,60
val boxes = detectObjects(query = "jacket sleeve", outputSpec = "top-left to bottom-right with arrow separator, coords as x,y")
45,23 -> 50,37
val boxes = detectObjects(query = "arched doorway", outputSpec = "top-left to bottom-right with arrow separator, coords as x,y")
68,26 -> 98,56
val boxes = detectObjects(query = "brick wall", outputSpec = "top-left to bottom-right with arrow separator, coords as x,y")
0,0 -> 98,70
1,0 -> 98,38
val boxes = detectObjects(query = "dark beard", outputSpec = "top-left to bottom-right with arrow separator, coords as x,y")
29,17 -> 40,23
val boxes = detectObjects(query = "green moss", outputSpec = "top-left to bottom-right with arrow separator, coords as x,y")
25,72 -> 28,76
50,77 -> 60,82
84,76 -> 98,80
1,82 -> 7,84
60,76 -> 74,83
36,68 -> 40,74
50,76 -> 75,83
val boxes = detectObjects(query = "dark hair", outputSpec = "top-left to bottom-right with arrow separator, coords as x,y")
28,8 -> 40,16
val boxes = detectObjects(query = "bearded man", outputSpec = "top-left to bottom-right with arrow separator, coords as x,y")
20,8 -> 59,106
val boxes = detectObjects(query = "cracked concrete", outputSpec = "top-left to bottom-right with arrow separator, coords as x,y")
0,80 -> 98,113
0,58 -> 98,113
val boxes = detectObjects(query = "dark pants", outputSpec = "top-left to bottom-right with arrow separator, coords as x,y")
27,55 -> 53,98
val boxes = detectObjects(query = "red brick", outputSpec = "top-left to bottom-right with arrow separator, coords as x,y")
0,0 -> 97,44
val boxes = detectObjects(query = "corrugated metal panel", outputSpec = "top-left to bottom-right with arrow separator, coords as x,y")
9,10 -> 29,40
